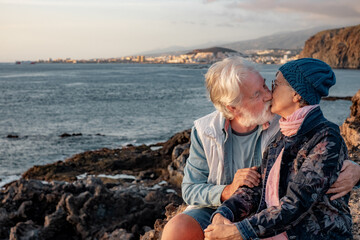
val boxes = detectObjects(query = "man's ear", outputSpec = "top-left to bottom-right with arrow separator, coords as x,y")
226,105 -> 237,114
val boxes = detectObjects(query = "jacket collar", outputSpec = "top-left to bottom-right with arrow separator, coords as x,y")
295,106 -> 327,136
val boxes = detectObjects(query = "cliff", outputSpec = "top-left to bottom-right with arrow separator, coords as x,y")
340,89 -> 360,161
299,24 -> 360,69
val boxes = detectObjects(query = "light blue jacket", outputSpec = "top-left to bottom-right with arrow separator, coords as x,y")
181,111 -> 280,208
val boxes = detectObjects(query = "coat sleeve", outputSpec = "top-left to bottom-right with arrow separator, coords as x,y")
210,183 -> 263,223
181,127 -> 226,207
228,131 -> 346,239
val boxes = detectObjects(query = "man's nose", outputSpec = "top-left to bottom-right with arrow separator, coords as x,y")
264,86 -> 272,101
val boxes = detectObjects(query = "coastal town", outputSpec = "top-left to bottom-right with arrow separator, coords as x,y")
25,47 -> 301,65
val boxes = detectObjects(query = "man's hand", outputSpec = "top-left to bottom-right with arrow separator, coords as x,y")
204,223 -> 242,240
212,213 -> 232,225
327,160 -> 360,200
221,166 -> 261,202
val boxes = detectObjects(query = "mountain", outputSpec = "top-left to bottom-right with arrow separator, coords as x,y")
185,47 -> 238,55
300,24 -> 360,69
135,26 -> 332,57
137,41 -> 230,56
220,26 -> 332,52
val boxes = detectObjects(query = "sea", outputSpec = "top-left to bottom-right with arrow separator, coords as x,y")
0,63 -> 359,187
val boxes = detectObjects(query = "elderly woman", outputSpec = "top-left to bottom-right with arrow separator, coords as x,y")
204,58 -> 353,239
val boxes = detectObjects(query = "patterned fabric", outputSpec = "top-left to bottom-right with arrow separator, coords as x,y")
264,105 -> 318,240
213,106 -> 353,240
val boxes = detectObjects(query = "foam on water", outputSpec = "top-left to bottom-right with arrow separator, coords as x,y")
0,175 -> 20,189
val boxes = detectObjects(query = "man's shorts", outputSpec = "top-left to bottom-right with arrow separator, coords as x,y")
182,207 -> 217,230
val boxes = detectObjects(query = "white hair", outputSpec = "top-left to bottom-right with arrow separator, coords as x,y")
205,57 -> 257,119
238,101 -> 273,127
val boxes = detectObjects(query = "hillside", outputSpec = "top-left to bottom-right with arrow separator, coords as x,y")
300,24 -> 360,69
220,26 -> 329,52
137,26 -> 331,57
186,47 -> 237,55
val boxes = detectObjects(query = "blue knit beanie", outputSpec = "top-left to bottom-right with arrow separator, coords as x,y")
279,58 -> 336,105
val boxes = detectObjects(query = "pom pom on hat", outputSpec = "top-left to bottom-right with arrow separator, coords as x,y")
279,58 -> 336,105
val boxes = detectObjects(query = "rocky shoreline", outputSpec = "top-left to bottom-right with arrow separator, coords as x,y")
1,91 -> 360,239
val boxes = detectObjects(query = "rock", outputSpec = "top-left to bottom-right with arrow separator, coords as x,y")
340,89 -> 360,160
100,229 -> 134,240
22,129 -> 191,182
168,143 -> 190,188
22,146 -> 164,182
6,135 -> 19,139
349,189 -> 360,240
322,96 -> 352,101
0,177 -> 182,240
60,133 -> 82,138
9,220 -> 40,240
161,129 -> 191,155
340,89 -> 360,238
300,24 -> 360,69
141,203 -> 187,240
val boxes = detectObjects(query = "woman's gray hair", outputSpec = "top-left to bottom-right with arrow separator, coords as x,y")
205,57 -> 257,120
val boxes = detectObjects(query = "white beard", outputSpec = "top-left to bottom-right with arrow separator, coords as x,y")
239,101 -> 274,127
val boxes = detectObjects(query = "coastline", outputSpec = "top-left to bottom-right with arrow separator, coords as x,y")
0,92 -> 352,189
1,90 -> 359,239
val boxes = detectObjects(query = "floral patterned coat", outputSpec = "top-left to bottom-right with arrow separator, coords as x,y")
213,107 -> 353,240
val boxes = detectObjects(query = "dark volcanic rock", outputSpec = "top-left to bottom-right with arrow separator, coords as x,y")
300,24 -> 360,69
141,203 -> 187,240
160,129 -> 191,156
23,129 -> 191,183
60,133 -> 83,138
322,96 -> 352,101
6,129 -> 192,239
167,143 -> 190,188
6,135 -> 19,139
22,146 -> 165,182
0,178 -> 182,240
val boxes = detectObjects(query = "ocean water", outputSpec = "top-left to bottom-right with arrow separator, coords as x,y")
0,63 -> 359,186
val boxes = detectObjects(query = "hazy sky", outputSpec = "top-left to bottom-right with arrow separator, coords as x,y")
1,0 -> 359,62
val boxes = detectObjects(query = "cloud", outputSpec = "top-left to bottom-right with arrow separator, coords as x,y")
0,0 -> 161,7
216,22 -> 236,27
203,0 -> 219,3
226,0 -> 360,19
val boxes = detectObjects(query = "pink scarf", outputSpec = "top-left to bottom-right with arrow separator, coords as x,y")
263,105 -> 318,240
279,105 -> 319,136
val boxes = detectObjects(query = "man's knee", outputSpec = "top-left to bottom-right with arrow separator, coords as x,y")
161,213 -> 204,240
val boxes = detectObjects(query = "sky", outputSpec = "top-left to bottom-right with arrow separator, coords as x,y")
0,0 -> 359,62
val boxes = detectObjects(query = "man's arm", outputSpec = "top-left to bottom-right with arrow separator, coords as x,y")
181,127 -> 227,207
182,127 -> 261,206
327,160 -> 360,200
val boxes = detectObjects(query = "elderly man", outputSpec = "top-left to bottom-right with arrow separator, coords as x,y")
161,57 -> 360,240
